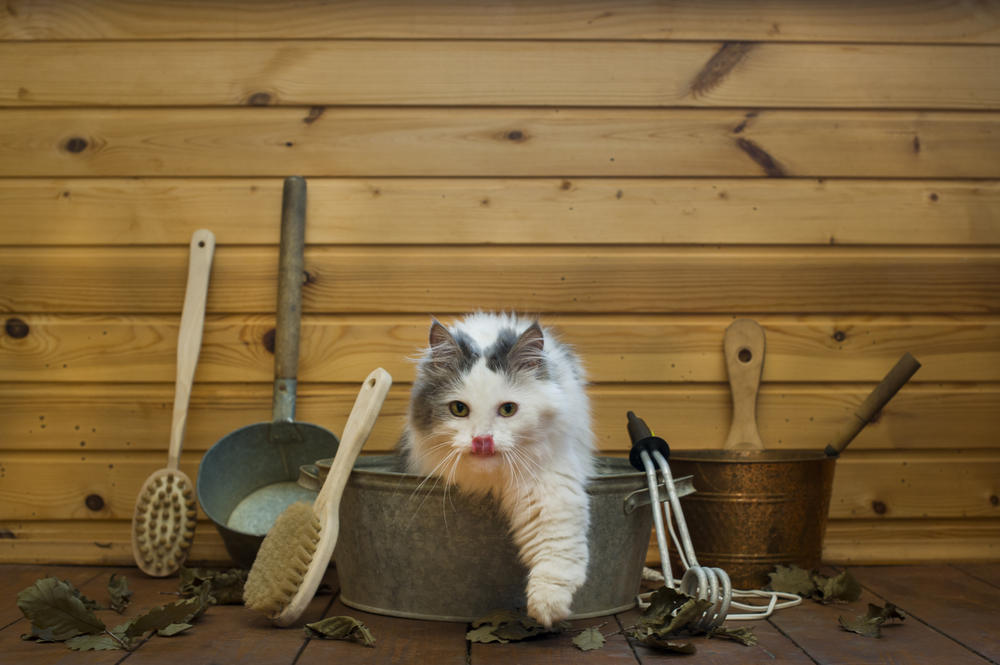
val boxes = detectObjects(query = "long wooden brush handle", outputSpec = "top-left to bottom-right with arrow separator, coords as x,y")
168,230 -> 215,470
824,352 -> 921,457
315,368 -> 392,511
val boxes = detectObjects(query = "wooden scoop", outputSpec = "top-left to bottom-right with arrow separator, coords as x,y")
131,229 -> 215,576
723,319 -> 766,451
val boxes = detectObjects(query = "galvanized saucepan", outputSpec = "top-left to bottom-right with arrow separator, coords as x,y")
198,176 -> 341,568
669,319 -> 920,589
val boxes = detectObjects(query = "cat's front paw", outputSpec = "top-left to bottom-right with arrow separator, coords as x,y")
526,577 -> 574,628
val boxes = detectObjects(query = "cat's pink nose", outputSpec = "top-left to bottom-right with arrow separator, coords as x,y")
471,435 -> 495,456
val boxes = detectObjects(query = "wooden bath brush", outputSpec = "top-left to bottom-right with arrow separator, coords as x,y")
244,367 -> 392,626
131,229 -> 215,577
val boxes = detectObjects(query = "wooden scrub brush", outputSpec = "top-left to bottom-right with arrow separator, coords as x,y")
131,229 -> 215,576
244,367 -> 392,626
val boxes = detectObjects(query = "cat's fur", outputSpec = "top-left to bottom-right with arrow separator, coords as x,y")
398,312 -> 595,626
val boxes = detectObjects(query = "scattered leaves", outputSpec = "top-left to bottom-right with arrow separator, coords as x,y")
633,634 -> 697,654
839,602 -> 906,638
708,625 -> 759,646
624,586 -> 756,655
467,609 -> 567,644
639,586 -> 714,637
178,566 -> 248,605
108,573 -> 132,614
816,570 -> 863,603
304,616 -> 376,648
572,627 -> 606,651
65,633 -> 128,651
119,592 -> 208,640
767,564 -> 816,597
157,623 -> 194,637
467,624 -> 507,644
16,578 -> 106,641
18,572 -> 215,653
767,565 -> 862,603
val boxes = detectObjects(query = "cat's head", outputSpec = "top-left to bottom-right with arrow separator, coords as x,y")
407,317 -> 556,489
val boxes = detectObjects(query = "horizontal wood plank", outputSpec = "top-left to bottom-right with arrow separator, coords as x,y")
2,247 -> 998,315
850,565 -> 1000,662
3,315 -> 997,383
768,573 -> 993,665
830,451 -> 1000,520
0,450 -> 995,521
823,519 -> 1000,564
4,178 -> 999,246
1,382 -> 997,453
298,599 -> 469,665
5,42 -> 998,109
955,562 -> 1000,588
469,613 -> 636,665
0,519 -> 229,567
2,109 -> 998,178
5,517 -> 999,566
2,0 -> 998,43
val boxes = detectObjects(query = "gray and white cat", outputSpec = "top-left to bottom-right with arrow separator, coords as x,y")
398,312 -> 595,627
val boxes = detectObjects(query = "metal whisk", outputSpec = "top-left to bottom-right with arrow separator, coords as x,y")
627,411 -> 801,629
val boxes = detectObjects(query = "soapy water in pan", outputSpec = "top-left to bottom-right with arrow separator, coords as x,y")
226,481 -> 317,536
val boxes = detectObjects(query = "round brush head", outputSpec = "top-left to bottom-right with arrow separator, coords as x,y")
243,501 -> 321,617
131,468 -> 197,577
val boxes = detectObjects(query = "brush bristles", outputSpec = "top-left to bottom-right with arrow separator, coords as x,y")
243,501 -> 322,616
133,473 -> 196,574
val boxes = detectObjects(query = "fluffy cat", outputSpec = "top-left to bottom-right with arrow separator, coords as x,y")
398,312 -> 595,627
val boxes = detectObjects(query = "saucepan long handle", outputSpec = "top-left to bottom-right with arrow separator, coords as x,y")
272,176 -> 307,423
824,352 -> 921,457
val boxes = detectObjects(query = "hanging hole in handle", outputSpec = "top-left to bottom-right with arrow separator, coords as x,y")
198,240 -> 206,248
738,348 -> 753,363
368,377 -> 377,388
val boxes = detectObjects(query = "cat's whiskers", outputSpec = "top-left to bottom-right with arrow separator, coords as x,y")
405,439 -> 460,527
502,444 -> 541,491
440,446 -> 466,528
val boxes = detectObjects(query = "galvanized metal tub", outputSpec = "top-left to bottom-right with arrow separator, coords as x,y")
333,455 -> 692,622
668,450 -> 836,589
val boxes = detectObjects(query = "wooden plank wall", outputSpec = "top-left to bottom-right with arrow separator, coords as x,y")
1,0 -> 998,567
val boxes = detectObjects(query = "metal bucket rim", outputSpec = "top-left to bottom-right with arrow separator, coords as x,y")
670,449 -> 831,463
347,454 -> 651,491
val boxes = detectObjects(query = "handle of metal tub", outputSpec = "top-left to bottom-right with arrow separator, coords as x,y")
623,476 -> 695,514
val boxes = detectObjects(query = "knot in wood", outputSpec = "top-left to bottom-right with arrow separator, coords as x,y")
262,328 -> 276,354
5,317 -> 29,338
63,137 -> 89,153
85,494 -> 105,511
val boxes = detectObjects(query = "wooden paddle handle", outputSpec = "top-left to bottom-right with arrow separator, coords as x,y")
824,352 -> 921,457
168,229 -> 215,470
315,368 -> 393,511
273,176 -> 307,422
723,319 -> 766,450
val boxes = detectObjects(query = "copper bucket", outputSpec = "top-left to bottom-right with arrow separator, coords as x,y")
663,320 -> 919,590
668,450 -> 835,589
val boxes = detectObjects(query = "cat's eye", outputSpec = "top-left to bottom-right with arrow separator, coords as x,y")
449,401 -> 470,417
498,402 -> 518,417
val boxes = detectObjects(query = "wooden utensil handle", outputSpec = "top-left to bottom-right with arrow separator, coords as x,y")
273,176 -> 306,422
723,319 -> 766,450
168,229 -> 215,470
825,352 -> 921,457
315,368 -> 393,511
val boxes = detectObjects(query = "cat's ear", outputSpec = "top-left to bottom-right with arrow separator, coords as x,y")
509,322 -> 545,372
429,319 -> 461,363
